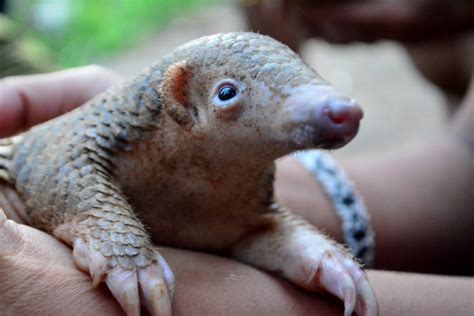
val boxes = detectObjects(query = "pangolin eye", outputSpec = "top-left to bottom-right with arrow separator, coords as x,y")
218,85 -> 237,101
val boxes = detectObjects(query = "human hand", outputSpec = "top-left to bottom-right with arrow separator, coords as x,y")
298,0 -> 474,43
0,65 -> 121,138
243,0 -> 474,45
0,207 -> 125,315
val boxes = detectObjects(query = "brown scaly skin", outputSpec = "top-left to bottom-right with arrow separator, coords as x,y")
0,32 -> 377,315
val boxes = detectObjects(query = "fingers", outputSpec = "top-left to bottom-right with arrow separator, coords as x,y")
0,204 -> 25,257
0,65 -> 122,137
299,1 -> 474,43
0,206 -> 6,223
0,184 -> 30,224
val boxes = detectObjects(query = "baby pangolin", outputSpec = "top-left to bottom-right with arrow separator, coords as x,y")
0,32 -> 378,315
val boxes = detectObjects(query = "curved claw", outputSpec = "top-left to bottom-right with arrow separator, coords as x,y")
313,252 -> 357,316
336,253 -> 379,316
71,239 -> 174,316
88,244 -> 109,287
299,249 -> 378,316
355,279 -> 378,316
156,251 -> 175,296
230,210 -> 377,315
138,264 -> 172,316
106,269 -> 140,316
106,262 -> 173,316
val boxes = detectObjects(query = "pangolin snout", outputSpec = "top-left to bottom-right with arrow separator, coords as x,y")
324,98 -> 363,126
284,84 -> 363,149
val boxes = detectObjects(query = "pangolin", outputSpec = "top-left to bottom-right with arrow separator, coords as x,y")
0,32 -> 378,316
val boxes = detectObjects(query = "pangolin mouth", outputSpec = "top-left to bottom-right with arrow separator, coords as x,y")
284,84 -> 362,150
318,136 -> 353,149
290,124 -> 356,150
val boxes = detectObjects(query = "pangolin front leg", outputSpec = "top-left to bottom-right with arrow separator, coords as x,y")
52,176 -> 174,316
232,207 -> 378,316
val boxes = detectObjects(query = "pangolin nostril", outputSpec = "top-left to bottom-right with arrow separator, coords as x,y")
325,101 -> 363,125
327,110 -> 347,124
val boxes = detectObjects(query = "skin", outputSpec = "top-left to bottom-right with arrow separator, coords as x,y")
0,65 -> 121,138
0,33 -> 375,315
0,67 -> 473,315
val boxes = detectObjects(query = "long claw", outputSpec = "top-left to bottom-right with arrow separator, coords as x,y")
72,239 -> 89,272
138,264 -> 172,316
69,237 -> 175,316
89,246 -> 108,287
343,287 -> 358,316
156,252 -> 175,296
106,269 -> 140,316
353,279 -> 378,316
316,252 -> 357,316
230,211 -> 378,316
336,254 -> 379,316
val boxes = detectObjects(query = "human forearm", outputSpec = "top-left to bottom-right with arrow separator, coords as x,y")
0,210 -> 343,315
346,82 -> 474,273
345,136 -> 474,273
369,270 -> 474,315
276,134 -> 474,274
3,207 -> 473,315
162,248 -> 343,315
171,253 -> 474,315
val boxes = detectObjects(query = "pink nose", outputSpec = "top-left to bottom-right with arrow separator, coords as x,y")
324,99 -> 363,126
284,84 -> 364,149
315,97 -> 363,148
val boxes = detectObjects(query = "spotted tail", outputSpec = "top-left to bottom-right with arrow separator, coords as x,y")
295,150 -> 376,267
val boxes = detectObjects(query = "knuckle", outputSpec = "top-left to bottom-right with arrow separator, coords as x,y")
0,77 -> 20,91
84,64 -> 120,82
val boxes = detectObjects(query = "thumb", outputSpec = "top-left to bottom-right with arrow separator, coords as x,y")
0,65 -> 122,137
0,206 -> 26,258
0,204 -> 72,265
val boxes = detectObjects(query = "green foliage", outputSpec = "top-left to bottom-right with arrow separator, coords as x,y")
0,14 -> 54,76
13,0 -> 215,67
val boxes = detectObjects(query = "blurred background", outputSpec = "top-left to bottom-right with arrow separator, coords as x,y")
1,0 -> 473,157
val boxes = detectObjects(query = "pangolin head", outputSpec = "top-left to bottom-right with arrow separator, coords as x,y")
158,32 -> 363,161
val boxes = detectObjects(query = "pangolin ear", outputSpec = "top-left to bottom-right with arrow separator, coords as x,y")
162,61 -> 194,128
